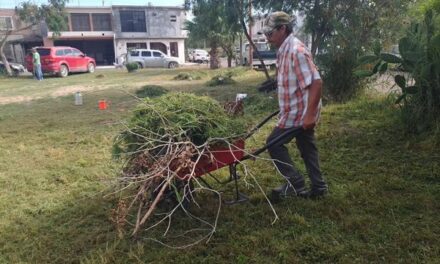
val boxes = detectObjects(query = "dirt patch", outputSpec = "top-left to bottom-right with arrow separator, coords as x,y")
50,85 -> 93,97
0,96 -> 41,105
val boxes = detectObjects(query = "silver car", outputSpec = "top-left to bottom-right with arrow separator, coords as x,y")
127,49 -> 179,69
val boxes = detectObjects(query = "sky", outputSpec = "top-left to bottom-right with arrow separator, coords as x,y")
0,0 -> 185,8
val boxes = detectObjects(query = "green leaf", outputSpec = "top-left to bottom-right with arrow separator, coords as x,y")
379,63 -> 388,74
357,55 -> 379,65
372,61 -> 382,74
353,70 -> 374,78
380,52 -> 403,64
394,75 -> 406,89
373,41 -> 382,56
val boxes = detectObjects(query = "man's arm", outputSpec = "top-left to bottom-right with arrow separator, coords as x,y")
303,79 -> 322,130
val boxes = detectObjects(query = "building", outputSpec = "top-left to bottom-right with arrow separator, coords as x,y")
1,4 -> 187,66
0,9 -> 44,64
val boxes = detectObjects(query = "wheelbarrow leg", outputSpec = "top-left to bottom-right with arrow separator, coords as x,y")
224,163 -> 248,205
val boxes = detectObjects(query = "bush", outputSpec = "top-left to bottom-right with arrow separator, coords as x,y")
125,62 -> 139,72
318,48 -> 364,102
173,72 -> 202,80
135,85 -> 168,98
357,10 -> 440,133
206,72 -> 236,86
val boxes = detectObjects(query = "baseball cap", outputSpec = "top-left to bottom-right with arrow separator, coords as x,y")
258,11 -> 294,35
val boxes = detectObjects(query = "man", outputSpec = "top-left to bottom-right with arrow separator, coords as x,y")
261,11 -> 328,200
31,48 -> 43,81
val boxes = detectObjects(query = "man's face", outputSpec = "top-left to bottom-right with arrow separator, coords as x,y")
265,25 -> 286,48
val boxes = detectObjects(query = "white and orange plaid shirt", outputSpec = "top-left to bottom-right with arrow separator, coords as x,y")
276,34 -> 321,128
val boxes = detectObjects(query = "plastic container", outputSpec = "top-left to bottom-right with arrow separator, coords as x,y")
74,92 -> 83,105
98,100 -> 108,110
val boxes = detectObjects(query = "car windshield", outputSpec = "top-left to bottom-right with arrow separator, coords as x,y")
130,51 -> 140,56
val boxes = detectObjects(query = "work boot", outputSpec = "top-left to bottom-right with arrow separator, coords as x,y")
271,181 -> 308,201
305,187 -> 328,199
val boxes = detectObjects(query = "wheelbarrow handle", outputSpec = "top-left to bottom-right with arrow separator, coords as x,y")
244,110 -> 280,140
240,127 -> 303,161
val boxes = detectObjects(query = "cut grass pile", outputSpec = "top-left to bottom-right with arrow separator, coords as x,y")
0,67 -> 438,263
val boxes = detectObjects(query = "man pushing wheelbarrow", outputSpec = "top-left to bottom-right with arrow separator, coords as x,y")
259,11 -> 328,200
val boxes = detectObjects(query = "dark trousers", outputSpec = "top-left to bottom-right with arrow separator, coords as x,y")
266,126 -> 327,191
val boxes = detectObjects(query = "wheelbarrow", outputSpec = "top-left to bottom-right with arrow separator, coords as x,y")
173,110 -> 302,204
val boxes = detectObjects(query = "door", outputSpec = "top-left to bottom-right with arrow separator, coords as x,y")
63,48 -> 76,71
72,48 -> 86,71
170,42 -> 178,57
141,50 -> 153,67
151,51 -> 164,67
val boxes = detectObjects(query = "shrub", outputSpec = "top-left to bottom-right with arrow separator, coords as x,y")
125,62 -> 139,72
318,47 -> 364,102
357,10 -> 440,133
173,72 -> 202,81
135,85 -> 168,98
206,72 -> 235,86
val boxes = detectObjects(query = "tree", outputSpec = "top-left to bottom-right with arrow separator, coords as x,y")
252,0 -> 413,55
184,0 -> 241,69
0,0 -> 68,77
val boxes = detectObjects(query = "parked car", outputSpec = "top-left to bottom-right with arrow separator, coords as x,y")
0,61 -> 26,76
189,49 -> 210,63
127,49 -> 179,69
25,46 -> 96,77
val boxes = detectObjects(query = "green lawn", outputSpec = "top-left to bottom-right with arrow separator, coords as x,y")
0,68 -> 438,263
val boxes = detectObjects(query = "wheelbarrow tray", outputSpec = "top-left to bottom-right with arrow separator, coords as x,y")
176,139 -> 245,180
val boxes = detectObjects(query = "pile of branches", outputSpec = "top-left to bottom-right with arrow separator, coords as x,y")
112,93 -> 247,238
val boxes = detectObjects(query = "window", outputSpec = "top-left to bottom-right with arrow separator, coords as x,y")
0,17 -> 13,30
152,51 -> 162,57
92,14 -> 112,31
127,43 -> 147,49
64,49 -> 73,56
170,15 -> 177,22
71,13 -> 91,31
130,50 -> 139,56
55,49 -> 64,56
72,49 -> 82,56
120,11 -> 146,32
141,51 -> 151,57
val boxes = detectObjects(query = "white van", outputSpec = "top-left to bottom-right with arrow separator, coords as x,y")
189,49 -> 210,63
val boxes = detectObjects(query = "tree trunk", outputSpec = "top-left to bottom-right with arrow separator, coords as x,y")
209,44 -> 220,69
234,0 -> 271,80
0,33 -> 13,77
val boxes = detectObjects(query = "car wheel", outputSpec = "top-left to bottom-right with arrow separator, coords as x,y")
137,62 -> 143,69
87,63 -> 95,73
59,64 -> 69,77
168,62 -> 178,69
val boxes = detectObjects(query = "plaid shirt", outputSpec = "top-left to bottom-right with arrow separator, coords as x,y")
276,34 -> 321,128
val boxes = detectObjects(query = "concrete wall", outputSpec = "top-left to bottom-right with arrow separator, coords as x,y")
112,6 -> 186,39
114,38 -> 185,64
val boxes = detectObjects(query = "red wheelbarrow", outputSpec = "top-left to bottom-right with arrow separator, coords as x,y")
173,110 -> 303,204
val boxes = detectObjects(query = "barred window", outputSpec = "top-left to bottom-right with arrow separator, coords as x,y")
71,13 -> 91,31
120,11 -> 146,32
0,17 -> 13,30
127,43 -> 147,49
92,14 -> 112,31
